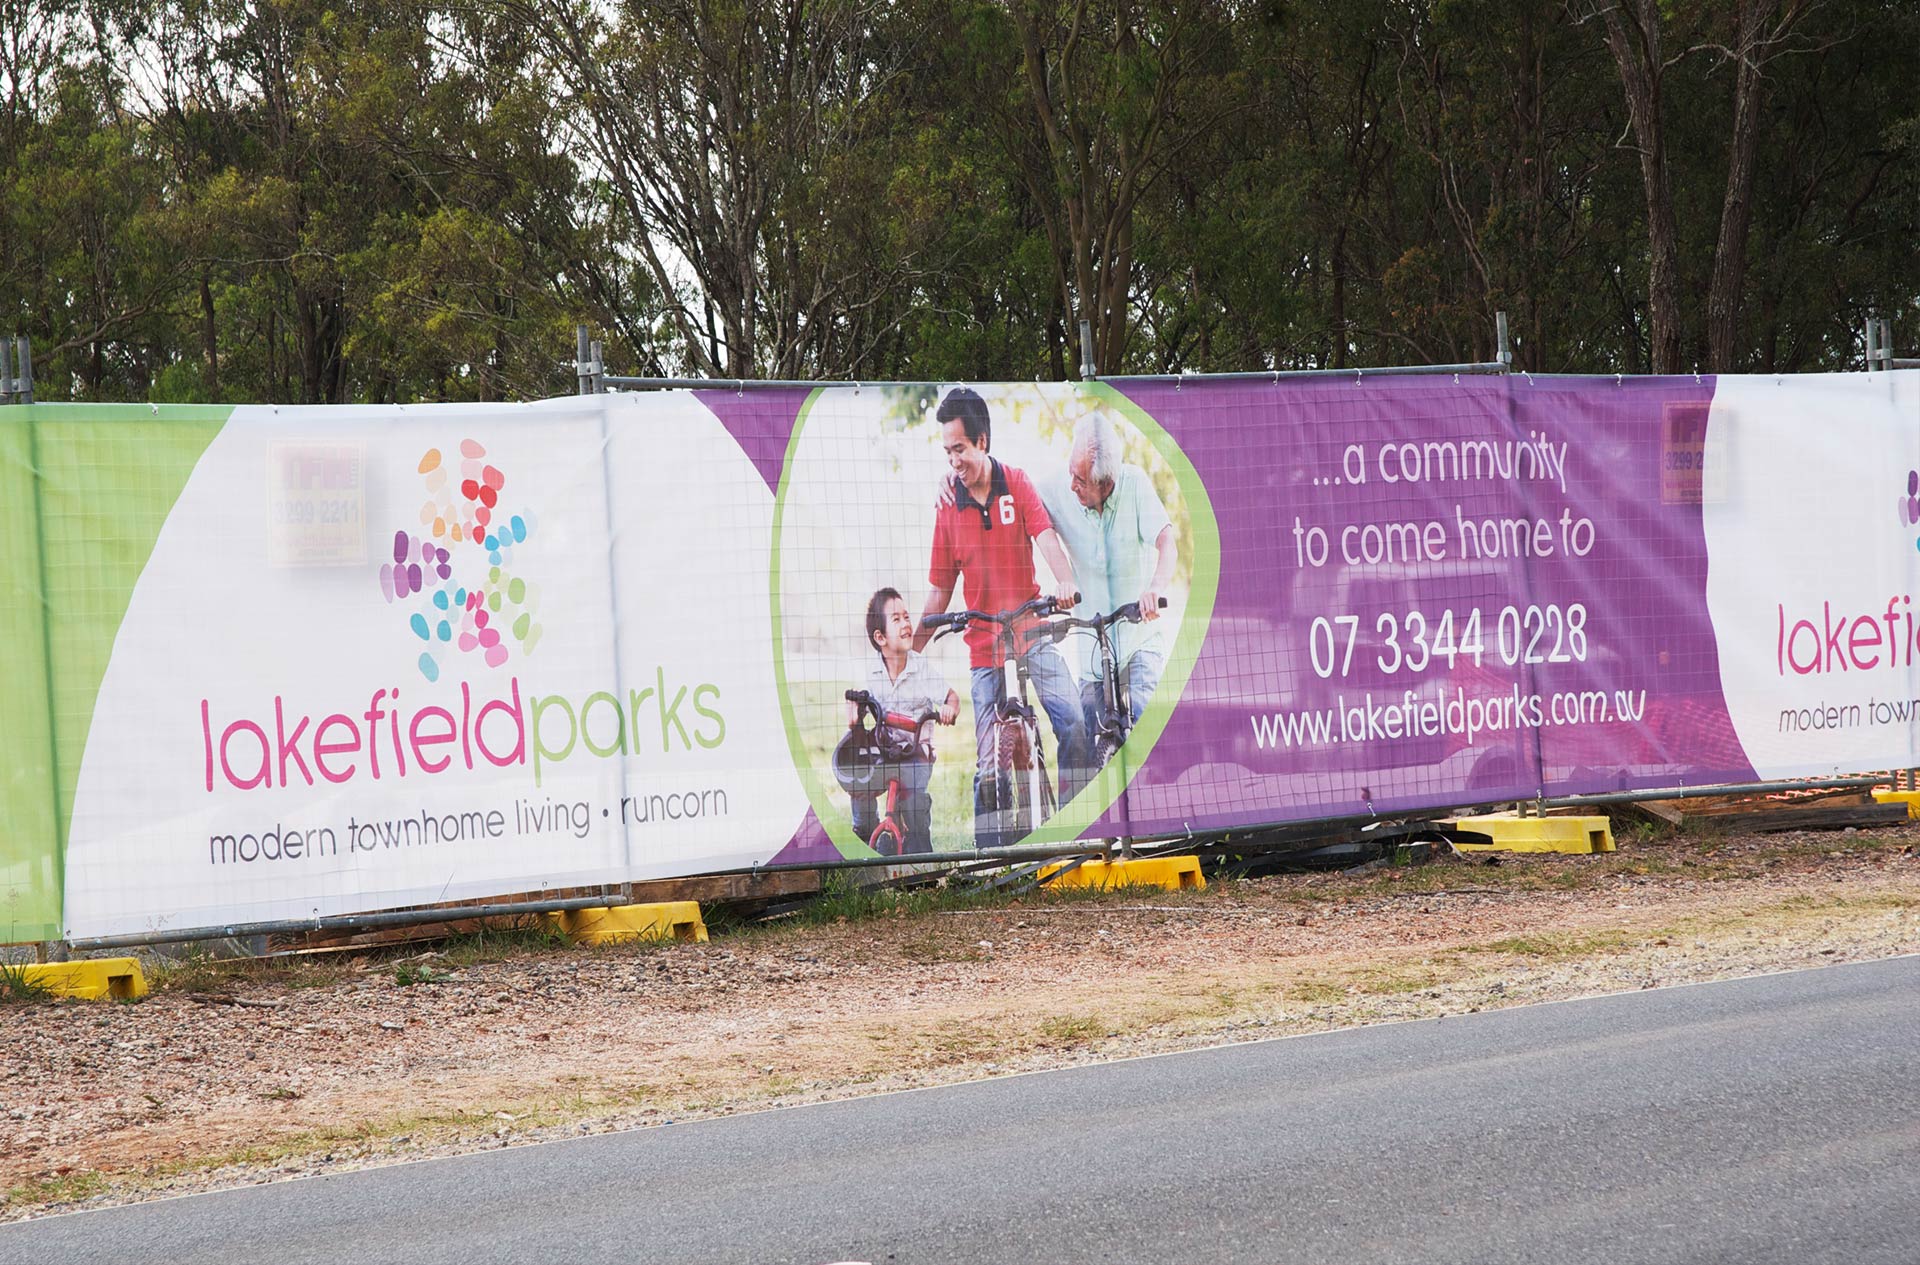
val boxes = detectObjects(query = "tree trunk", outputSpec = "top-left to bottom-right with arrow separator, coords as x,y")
1707,0 -> 1795,372
1329,222 -> 1349,370
199,275 -> 220,397
1599,0 -> 1683,374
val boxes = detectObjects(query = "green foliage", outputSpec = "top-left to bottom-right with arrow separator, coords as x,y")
436,922 -> 571,967
0,962 -> 55,1005
775,871 -> 1027,928
1,0 -> 1913,394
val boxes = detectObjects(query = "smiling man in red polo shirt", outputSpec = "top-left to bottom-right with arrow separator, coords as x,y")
914,387 -> 1087,848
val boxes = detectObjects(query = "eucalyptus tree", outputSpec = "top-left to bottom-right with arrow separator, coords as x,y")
954,0 -> 1243,373
511,0 -> 926,378
1572,0 -> 1831,372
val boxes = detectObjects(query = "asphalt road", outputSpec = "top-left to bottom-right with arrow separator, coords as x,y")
9,956 -> 1920,1265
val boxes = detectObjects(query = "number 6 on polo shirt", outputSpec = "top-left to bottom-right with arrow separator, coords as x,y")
999,496 -> 1016,525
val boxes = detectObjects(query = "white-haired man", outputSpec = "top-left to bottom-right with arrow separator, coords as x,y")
1041,413 -> 1178,735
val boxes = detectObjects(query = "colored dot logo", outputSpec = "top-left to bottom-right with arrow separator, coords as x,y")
379,438 -> 542,682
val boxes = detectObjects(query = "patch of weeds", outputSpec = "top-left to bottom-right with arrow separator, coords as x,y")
1610,815 -> 1677,847
438,920 -> 571,968
1034,876 -> 1190,903
144,945 -> 234,993
117,1096 -> 619,1194
5,1169 -> 108,1209
1355,967 -> 1449,996
1851,831 -> 1918,852
772,873 -> 1022,931
1284,980 -> 1347,1004
146,945 -> 353,994
1469,929 -> 1640,959
1037,1013 -> 1107,1043
758,863 -> 1218,937
0,961 -> 54,1005
698,902 -> 755,937
1754,891 -> 1918,918
391,962 -> 445,987
783,874 -> 910,927
926,1020 -> 1004,1061
864,1017 -> 1004,1067
899,933 -> 983,964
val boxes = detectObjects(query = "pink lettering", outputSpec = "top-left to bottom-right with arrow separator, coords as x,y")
388,687 -> 407,777
219,719 -> 271,790
474,678 -> 526,768
313,714 -> 360,784
275,697 -> 313,786
460,682 -> 474,770
409,706 -> 457,774
1848,616 -> 1882,670
362,690 -> 388,779
1786,619 -> 1821,675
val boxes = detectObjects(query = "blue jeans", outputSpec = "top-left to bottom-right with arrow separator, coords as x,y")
849,758 -> 934,854
970,641 -> 1087,848
1080,649 -> 1166,740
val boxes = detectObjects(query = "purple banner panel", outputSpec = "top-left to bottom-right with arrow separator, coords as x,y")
1106,375 -> 1753,836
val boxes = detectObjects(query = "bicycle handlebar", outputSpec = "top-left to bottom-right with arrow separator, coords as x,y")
844,689 -> 935,733
1045,595 -> 1172,637
919,592 -> 1081,639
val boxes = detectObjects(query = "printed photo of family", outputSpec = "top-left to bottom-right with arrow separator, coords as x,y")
776,384 -> 1195,856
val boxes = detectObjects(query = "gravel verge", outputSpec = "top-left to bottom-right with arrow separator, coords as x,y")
5,824 -> 1918,1221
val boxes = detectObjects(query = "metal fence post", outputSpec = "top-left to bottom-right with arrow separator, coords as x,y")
1496,311 -> 1512,368
575,325 -> 592,395
1078,319 -> 1097,381
1866,316 -> 1881,370
13,336 -> 29,403
1879,319 -> 1895,370
589,340 -> 605,393
0,337 -> 14,405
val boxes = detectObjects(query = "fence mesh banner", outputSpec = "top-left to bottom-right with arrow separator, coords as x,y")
2,371 -> 1915,941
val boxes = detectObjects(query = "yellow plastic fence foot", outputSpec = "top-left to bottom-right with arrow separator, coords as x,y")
1442,814 -> 1615,854
22,957 -> 148,1001
1037,855 -> 1206,893
1871,790 -> 1920,819
549,901 -> 708,946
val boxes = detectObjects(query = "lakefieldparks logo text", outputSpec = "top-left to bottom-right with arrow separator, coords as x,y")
199,436 -> 728,797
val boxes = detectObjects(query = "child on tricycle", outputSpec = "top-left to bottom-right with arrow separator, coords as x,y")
834,587 -> 959,855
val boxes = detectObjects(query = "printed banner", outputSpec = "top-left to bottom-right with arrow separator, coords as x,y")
1,371 -> 1914,941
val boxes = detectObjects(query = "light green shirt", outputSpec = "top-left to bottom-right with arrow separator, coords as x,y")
1040,462 -> 1172,679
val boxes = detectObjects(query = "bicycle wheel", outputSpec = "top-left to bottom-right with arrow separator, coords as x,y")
1029,721 -> 1055,825
869,820 -> 903,858
989,712 -> 1044,840
976,716 -> 1020,849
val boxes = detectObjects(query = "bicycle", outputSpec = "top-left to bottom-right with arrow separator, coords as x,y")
920,593 -> 1076,849
833,689 -> 938,857
1039,597 -> 1168,771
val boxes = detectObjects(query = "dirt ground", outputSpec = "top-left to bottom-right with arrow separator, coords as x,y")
5,822 -> 1919,1221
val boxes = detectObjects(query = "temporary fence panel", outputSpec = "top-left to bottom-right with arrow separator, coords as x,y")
1,370 -> 1915,942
